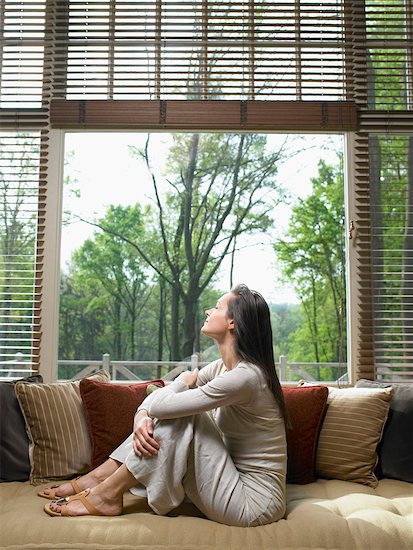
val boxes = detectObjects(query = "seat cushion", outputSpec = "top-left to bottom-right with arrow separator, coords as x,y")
1,479 -> 411,550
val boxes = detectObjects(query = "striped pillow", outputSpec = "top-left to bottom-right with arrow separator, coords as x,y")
15,370 -> 110,485
316,387 -> 393,487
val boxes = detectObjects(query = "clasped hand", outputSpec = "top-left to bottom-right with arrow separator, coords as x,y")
133,411 -> 159,457
175,367 -> 198,387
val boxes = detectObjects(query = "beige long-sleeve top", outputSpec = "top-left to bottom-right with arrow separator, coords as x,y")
138,359 -> 287,506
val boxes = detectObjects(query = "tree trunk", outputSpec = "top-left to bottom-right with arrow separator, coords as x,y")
170,283 -> 181,360
230,236 -> 236,288
157,280 -> 165,360
157,280 -> 165,377
114,301 -> 122,359
311,276 -> 321,376
129,286 -> 136,359
182,285 -> 200,358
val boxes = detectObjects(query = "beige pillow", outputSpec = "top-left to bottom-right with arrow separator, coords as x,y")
15,370 -> 110,485
316,386 -> 393,487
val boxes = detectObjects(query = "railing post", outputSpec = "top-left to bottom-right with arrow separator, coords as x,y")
102,353 -> 110,377
14,352 -> 25,376
279,355 -> 287,382
191,353 -> 199,371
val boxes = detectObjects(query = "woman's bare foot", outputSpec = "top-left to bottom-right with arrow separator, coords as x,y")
44,463 -> 139,517
46,486 -> 123,517
39,459 -> 121,499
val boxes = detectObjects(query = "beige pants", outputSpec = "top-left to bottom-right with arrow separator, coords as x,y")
110,412 -> 284,527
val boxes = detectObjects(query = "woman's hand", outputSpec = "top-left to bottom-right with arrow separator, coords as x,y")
176,367 -> 199,388
132,410 -> 160,457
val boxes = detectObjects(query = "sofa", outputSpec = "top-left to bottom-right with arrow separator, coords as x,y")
1,372 -> 412,550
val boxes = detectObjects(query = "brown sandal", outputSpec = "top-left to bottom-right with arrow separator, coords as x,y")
37,476 -> 82,500
44,488 -> 105,517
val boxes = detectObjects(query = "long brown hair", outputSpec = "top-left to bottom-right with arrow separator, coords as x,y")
227,284 -> 288,424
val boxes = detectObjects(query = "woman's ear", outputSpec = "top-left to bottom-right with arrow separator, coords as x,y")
227,318 -> 234,330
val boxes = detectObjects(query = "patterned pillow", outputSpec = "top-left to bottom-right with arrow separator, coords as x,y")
15,370 -> 110,485
315,386 -> 393,487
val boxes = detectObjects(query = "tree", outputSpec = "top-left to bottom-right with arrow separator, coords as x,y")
270,303 -> 304,359
126,132 -> 287,359
68,204 -> 150,359
59,271 -> 109,364
275,158 -> 346,376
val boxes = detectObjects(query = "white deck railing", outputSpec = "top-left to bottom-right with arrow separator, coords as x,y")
0,352 -> 349,384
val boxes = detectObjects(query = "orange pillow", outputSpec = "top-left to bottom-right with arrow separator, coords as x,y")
80,378 -> 164,468
283,385 -> 329,484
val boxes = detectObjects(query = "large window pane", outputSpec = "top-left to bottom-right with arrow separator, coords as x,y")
59,132 -> 346,383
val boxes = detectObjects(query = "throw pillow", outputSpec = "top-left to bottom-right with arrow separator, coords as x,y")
315,386 -> 393,487
282,385 -> 329,484
79,378 -> 165,468
15,369 -> 110,485
0,375 -> 43,482
355,379 -> 413,483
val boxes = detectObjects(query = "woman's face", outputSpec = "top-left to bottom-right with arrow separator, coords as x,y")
201,293 -> 234,340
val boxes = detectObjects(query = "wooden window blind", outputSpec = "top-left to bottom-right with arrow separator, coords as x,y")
0,0 -> 46,109
59,0 -> 348,101
0,132 -> 45,377
353,133 -> 413,381
0,1 -> 410,113
0,1 -> 412,380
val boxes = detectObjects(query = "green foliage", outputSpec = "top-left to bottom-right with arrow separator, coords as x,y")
59,204 -> 151,360
274,157 -> 347,369
270,303 -> 304,358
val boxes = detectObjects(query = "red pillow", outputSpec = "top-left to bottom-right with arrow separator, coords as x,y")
80,378 -> 164,468
283,385 -> 328,484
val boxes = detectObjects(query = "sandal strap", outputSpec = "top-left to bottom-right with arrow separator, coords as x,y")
47,486 -> 59,500
70,476 -> 82,495
61,489 -> 104,517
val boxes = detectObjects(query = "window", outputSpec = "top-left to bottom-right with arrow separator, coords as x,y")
0,1 -> 412,382
57,131 -> 346,382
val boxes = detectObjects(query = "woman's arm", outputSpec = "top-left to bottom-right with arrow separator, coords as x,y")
138,363 -> 255,420
196,359 -> 223,387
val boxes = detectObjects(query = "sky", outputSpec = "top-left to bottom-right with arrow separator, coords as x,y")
61,132 -> 343,304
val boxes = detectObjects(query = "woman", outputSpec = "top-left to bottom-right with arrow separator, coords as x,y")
42,284 -> 288,526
